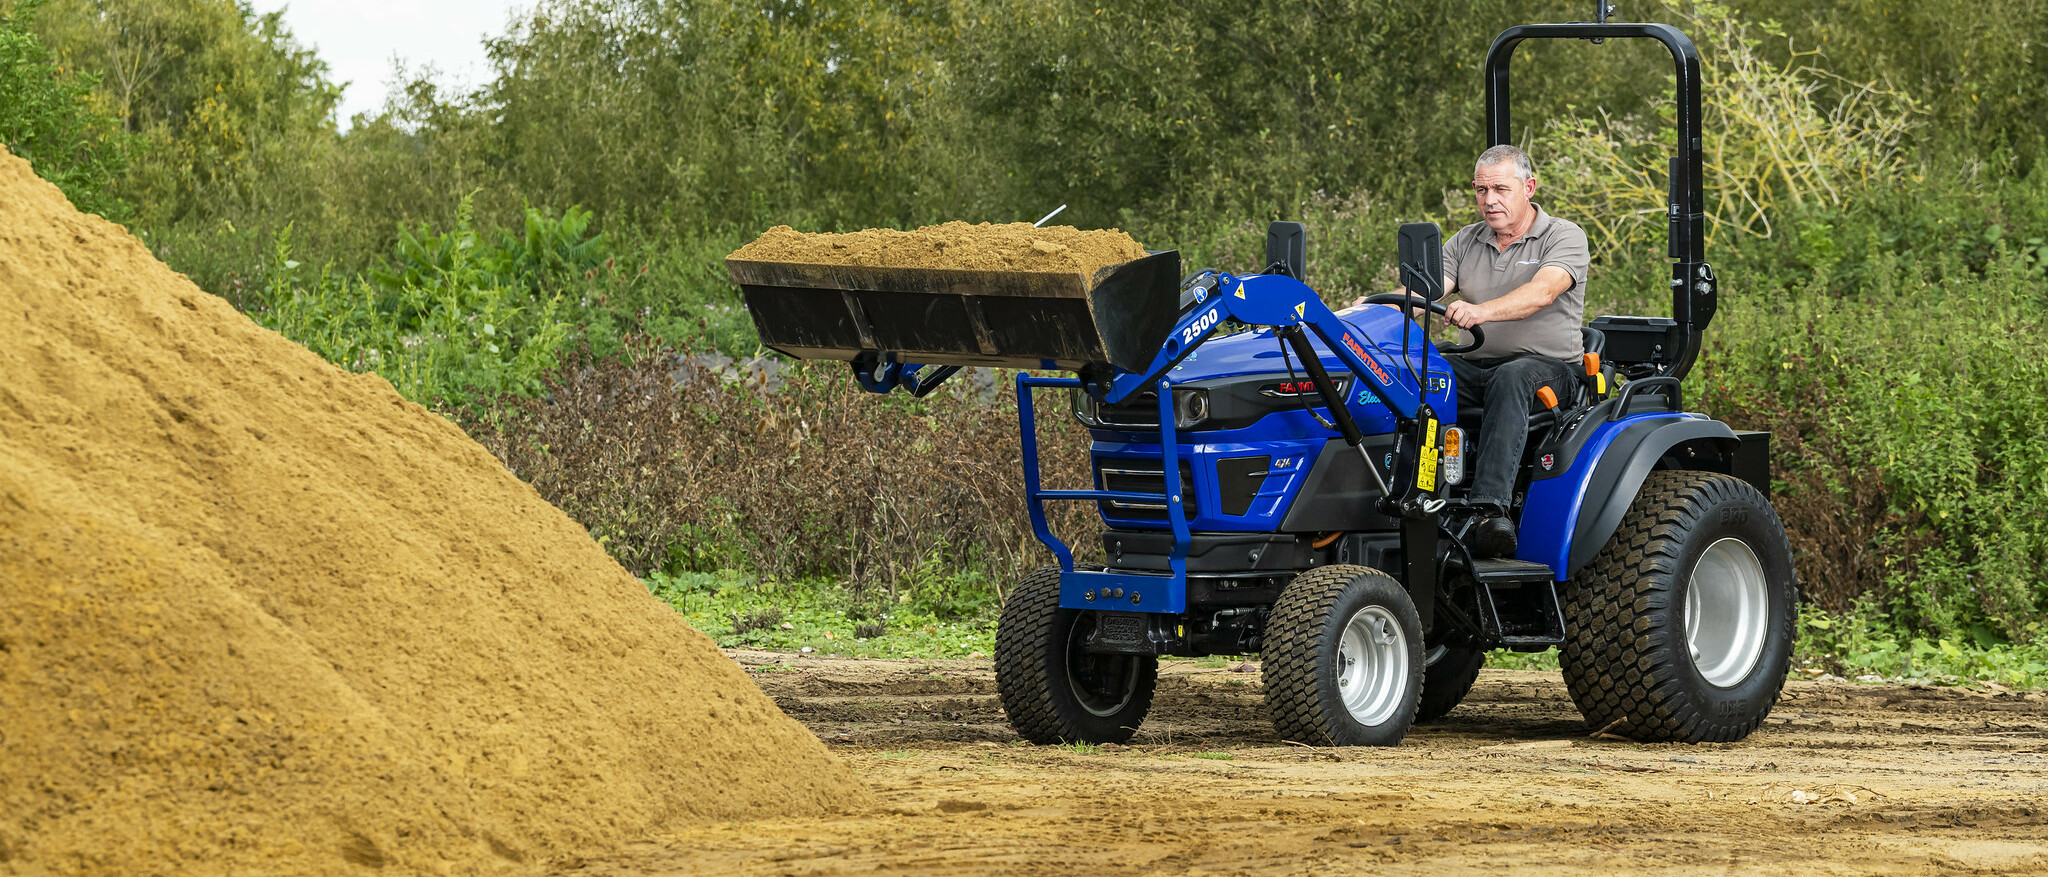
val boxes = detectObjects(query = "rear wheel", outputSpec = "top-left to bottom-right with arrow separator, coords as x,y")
1416,644 -> 1486,722
1263,565 -> 1424,746
995,566 -> 1158,744
1560,471 -> 1797,743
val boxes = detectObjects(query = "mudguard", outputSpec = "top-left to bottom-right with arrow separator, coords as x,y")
1516,413 -> 1739,578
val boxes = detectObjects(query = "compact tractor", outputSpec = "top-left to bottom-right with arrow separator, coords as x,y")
730,13 -> 1796,746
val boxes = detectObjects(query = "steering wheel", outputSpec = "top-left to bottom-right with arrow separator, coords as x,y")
1362,293 -> 1483,355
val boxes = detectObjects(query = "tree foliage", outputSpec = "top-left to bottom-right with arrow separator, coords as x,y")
28,0 -> 342,227
0,0 -> 130,217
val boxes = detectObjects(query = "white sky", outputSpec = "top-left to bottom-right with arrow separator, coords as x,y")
249,0 -> 532,127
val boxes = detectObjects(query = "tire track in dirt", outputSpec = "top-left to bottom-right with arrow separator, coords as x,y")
559,652 -> 2048,876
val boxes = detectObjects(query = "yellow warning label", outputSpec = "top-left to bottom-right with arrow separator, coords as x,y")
1293,302 -> 1307,319
1417,418 -> 1440,492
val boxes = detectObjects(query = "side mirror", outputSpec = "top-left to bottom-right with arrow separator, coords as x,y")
1397,222 -> 1445,301
1265,221 -> 1306,280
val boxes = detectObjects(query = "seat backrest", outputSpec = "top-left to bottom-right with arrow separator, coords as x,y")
1581,326 -> 1607,356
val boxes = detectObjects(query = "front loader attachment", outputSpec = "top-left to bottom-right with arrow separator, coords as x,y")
728,251 -> 1182,375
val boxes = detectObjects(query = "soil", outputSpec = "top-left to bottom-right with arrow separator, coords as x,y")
564,652 -> 2048,875
728,222 -> 1148,282
0,146 -> 868,877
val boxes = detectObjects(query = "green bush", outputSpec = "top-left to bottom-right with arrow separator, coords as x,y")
1797,601 -> 2048,688
1698,237 -> 2048,641
253,199 -> 623,405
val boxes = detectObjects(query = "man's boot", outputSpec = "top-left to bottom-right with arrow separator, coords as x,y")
1470,507 -> 1518,559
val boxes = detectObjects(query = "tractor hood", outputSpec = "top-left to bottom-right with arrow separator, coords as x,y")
1165,303 -> 1434,384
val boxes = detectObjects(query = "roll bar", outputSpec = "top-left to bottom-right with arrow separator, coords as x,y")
1483,19 -> 1717,379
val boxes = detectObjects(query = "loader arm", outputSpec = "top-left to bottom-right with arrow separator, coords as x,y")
1095,272 -> 1428,420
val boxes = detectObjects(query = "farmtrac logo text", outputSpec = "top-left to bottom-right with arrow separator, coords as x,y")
1180,309 -> 1221,346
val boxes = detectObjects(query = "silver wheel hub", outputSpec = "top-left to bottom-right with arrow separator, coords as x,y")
1685,537 -> 1770,688
1336,605 -> 1411,726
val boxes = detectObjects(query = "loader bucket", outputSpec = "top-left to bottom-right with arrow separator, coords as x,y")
729,251 -> 1182,375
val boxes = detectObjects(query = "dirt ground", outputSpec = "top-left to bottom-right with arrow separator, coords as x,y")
562,652 -> 2048,876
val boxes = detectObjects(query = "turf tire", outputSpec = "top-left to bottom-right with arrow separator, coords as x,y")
1263,565 -> 1424,746
1416,645 -> 1486,723
994,566 -> 1158,744
1560,470 -> 1797,743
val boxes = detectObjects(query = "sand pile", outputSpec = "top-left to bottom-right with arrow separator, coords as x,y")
729,221 -> 1149,281
0,147 -> 870,876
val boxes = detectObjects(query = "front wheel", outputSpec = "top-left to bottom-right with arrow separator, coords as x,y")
1263,565 -> 1425,746
995,566 -> 1158,744
1560,470 -> 1797,743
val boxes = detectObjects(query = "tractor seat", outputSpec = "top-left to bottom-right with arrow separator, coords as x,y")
1452,327 -> 1607,434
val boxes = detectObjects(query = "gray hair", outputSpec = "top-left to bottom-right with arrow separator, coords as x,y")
1475,144 -> 1534,181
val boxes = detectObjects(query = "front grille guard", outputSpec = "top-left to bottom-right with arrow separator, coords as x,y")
1019,373 -> 1190,614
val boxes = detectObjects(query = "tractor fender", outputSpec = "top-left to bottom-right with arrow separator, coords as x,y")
1516,414 -> 1739,578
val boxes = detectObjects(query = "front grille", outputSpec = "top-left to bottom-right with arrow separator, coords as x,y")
1095,457 -> 1197,522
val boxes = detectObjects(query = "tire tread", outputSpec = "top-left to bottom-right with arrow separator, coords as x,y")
1559,470 -> 1797,743
1264,565 -> 1421,745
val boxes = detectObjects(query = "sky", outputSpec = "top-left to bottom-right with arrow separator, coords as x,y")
249,0 -> 532,126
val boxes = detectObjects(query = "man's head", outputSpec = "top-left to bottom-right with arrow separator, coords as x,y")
1472,145 -> 1538,236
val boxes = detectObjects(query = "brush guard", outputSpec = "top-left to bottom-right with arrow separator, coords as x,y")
1018,373 -> 1193,614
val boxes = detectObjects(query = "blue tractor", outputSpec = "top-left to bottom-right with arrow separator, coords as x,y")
730,15 -> 1795,746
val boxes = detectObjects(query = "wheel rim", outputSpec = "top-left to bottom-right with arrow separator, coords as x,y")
1685,537 -> 1770,688
1337,605 -> 1411,726
1066,619 -> 1141,718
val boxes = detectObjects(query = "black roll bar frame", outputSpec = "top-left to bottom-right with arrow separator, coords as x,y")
1482,20 -> 1717,380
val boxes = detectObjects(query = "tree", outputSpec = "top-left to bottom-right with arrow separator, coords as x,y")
0,0 -> 132,217
29,0 -> 342,227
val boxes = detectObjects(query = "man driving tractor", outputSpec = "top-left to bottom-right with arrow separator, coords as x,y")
1349,144 -> 1591,558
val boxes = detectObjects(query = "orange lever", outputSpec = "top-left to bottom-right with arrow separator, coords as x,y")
1536,386 -> 1560,409
1584,351 -> 1601,377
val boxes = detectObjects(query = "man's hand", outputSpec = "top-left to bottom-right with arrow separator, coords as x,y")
1443,299 -> 1491,329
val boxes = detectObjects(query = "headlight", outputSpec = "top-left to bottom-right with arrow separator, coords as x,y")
1174,388 -> 1210,429
1070,387 -> 1102,427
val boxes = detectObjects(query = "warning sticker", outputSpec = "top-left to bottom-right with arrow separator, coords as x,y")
1417,418 -> 1440,493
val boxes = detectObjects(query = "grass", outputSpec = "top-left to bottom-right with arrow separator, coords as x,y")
644,570 -> 995,659
1485,650 -> 1561,671
643,571 -> 2048,689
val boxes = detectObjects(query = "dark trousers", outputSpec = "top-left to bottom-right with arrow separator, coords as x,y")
1447,354 -> 1578,510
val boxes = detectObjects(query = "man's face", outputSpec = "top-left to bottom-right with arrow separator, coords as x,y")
1472,161 -> 1537,234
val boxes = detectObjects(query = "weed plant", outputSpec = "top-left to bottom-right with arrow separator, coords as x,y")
252,200 -> 631,405
463,339 -> 1098,586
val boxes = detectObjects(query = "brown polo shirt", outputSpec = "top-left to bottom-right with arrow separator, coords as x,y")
1442,204 -> 1589,359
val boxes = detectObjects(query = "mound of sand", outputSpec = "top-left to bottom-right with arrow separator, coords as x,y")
729,221 -> 1149,281
0,147 -> 870,875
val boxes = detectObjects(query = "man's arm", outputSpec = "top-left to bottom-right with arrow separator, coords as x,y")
1442,266 -> 1572,329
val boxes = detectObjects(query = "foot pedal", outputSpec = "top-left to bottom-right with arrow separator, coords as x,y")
1463,559 -> 1565,649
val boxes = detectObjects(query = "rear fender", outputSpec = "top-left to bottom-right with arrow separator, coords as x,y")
1516,414 -> 1739,578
